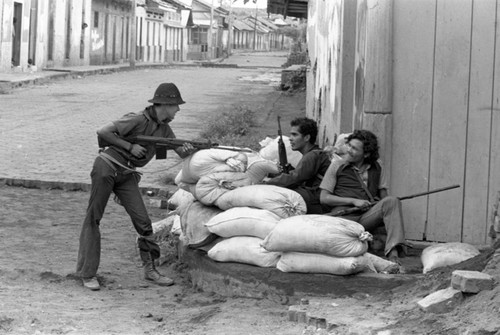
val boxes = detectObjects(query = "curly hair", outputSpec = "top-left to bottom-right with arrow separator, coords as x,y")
347,129 -> 380,164
290,117 -> 318,144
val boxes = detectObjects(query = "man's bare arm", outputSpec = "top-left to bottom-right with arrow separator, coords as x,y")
319,189 -> 371,208
96,122 -> 146,158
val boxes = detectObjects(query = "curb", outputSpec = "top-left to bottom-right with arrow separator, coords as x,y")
0,177 -> 176,197
179,245 -> 419,304
0,62 -> 200,90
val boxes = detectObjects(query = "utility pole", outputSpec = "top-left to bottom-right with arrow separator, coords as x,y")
209,0 -> 215,59
227,1 -> 233,56
252,0 -> 257,50
130,0 -> 136,68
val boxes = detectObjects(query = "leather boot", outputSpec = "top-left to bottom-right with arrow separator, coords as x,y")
140,250 -> 174,287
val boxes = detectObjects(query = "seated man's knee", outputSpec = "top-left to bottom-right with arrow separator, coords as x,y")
381,196 -> 400,208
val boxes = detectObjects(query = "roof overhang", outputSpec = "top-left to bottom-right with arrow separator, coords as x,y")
267,0 -> 308,19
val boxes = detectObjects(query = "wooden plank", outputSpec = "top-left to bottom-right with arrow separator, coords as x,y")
427,0 -> 471,242
489,1 -> 500,245
462,0 -> 496,244
353,0 -> 367,130
363,0 -> 393,182
340,0 -> 357,133
391,0 -> 435,240
364,0 -> 392,114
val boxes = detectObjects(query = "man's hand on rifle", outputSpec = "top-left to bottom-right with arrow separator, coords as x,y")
352,199 -> 371,210
177,142 -> 197,158
130,143 -> 147,158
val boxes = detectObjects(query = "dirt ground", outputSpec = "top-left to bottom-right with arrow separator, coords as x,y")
1,80 -> 499,334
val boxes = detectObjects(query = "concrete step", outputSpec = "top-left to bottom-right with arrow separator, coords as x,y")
179,242 -> 422,304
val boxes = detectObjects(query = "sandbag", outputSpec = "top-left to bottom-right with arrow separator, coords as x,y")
208,236 -> 281,268
178,149 -> 248,184
261,215 -> 372,257
170,215 -> 182,235
362,252 -> 397,273
215,184 -> 307,218
258,136 -> 302,168
245,159 -> 279,183
421,242 -> 480,274
168,188 -> 196,211
195,171 -> 252,206
276,252 -> 371,275
179,201 -> 223,248
205,207 -> 281,239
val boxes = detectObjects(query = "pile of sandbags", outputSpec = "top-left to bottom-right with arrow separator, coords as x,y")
169,145 -> 397,276
170,146 -> 307,250
261,215 -> 375,275
205,207 -> 282,267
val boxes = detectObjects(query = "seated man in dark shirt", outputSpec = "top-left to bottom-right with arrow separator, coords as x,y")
264,117 -> 331,214
319,129 -> 407,262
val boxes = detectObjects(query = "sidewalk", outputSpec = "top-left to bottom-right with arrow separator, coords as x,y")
0,61 -> 200,91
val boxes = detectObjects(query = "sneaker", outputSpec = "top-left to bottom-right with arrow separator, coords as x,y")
82,276 -> 100,291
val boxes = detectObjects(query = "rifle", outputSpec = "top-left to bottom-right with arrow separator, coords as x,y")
329,184 -> 461,216
277,116 -> 293,173
98,135 -> 252,159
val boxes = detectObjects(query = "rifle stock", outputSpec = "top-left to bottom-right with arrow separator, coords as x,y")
329,184 -> 461,216
277,116 -> 292,173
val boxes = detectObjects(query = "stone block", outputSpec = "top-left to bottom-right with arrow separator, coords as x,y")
451,270 -> 494,293
288,305 -> 301,322
148,198 -> 169,209
417,287 -> 463,313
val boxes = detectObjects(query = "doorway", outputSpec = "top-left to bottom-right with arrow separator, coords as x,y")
12,2 -> 23,67
28,0 -> 38,66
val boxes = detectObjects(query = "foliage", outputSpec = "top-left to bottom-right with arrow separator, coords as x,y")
199,105 -> 262,150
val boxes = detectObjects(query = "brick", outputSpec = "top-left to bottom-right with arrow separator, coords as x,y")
287,305 -> 300,321
451,270 -> 494,293
296,310 -> 307,323
417,287 -> 463,313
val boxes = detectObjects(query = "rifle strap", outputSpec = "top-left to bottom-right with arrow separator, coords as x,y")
99,152 -> 143,175
351,165 -> 375,202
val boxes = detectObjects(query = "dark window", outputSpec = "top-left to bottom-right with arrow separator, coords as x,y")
94,11 -> 99,28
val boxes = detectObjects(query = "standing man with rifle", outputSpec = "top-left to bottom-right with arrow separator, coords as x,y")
264,117 -> 331,214
319,129 -> 406,263
76,83 -> 197,291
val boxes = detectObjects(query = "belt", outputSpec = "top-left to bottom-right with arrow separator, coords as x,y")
99,152 -> 143,175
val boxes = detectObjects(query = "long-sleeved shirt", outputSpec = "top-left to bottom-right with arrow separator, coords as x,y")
265,145 -> 331,191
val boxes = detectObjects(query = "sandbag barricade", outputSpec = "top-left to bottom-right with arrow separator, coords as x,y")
176,149 -> 248,185
205,206 -> 281,239
215,184 -> 307,218
208,236 -> 281,268
421,242 -> 480,274
194,171 -> 252,206
245,159 -> 279,184
179,200 -> 223,248
167,188 -> 195,211
261,215 -> 372,257
276,252 -> 372,275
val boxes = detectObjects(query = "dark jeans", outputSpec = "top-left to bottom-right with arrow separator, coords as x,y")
76,156 -> 158,279
294,187 -> 325,214
340,196 -> 406,256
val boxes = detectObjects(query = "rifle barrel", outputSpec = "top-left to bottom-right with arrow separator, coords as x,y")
330,184 -> 460,216
398,184 -> 460,200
